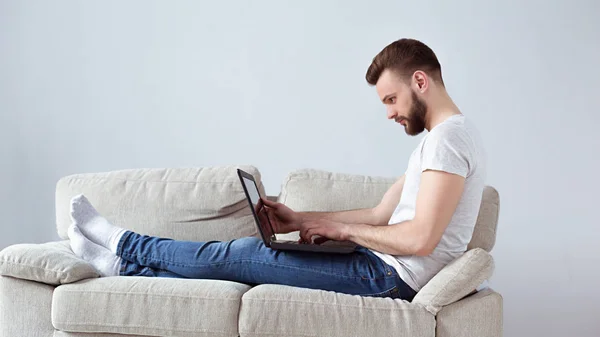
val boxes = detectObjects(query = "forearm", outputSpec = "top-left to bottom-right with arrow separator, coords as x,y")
298,208 -> 381,226
345,221 -> 428,256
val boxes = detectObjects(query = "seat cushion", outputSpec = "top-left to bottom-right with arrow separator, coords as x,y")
55,166 -> 264,242
52,330 -> 147,337
52,276 -> 251,337
54,332 -> 147,337
238,284 -> 435,337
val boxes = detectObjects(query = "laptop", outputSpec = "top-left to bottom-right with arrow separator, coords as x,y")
237,169 -> 358,254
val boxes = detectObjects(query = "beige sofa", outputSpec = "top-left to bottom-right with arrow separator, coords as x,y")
0,166 -> 502,337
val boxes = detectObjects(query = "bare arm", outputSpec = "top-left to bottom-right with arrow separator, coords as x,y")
343,170 -> 465,256
297,175 -> 406,226
298,209 -> 377,226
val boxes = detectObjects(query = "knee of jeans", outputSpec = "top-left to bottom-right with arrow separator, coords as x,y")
235,236 -> 263,249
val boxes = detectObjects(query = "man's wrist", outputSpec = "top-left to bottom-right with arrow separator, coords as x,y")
295,212 -> 309,225
344,223 -> 368,242
293,212 -> 306,230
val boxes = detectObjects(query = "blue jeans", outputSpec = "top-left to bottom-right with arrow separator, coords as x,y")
117,231 -> 417,301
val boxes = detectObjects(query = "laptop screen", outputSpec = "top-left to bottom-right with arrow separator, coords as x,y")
240,176 -> 275,240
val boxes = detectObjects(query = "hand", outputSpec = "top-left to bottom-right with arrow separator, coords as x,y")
261,198 -> 301,234
299,219 -> 350,244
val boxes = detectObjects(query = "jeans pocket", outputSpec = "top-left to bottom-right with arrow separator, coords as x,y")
363,285 -> 400,299
358,251 -> 394,280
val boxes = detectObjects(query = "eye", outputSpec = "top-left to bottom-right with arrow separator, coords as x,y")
389,97 -> 396,104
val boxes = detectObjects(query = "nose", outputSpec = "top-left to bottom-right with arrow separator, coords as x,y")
387,107 -> 396,120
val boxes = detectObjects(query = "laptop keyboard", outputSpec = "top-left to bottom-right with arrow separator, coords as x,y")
275,240 -> 301,244
274,239 -> 354,247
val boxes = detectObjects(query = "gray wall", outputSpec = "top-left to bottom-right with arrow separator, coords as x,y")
1,0 -> 599,335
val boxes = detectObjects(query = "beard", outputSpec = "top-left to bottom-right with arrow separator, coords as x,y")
402,91 -> 428,136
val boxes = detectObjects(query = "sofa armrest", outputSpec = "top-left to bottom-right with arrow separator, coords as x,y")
436,288 -> 503,337
0,241 -> 99,285
0,276 -> 55,337
411,248 -> 494,315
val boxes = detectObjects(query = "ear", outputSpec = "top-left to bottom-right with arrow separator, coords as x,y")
412,71 -> 429,93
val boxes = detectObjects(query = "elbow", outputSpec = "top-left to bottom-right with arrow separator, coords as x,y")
370,206 -> 388,226
413,237 -> 436,256
414,245 -> 434,257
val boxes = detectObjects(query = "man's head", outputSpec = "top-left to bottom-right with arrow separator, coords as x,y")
366,38 -> 444,136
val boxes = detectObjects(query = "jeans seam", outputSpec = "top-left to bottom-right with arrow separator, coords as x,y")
119,259 -> 127,275
116,231 -> 132,256
359,284 -> 399,298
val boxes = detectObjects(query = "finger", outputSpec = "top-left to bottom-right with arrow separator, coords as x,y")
298,237 -> 309,244
266,211 -> 278,232
300,229 -> 308,243
261,198 -> 279,208
300,228 -> 311,243
305,228 -> 318,243
314,236 -> 331,245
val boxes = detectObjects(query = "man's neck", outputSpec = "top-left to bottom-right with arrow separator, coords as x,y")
424,91 -> 462,131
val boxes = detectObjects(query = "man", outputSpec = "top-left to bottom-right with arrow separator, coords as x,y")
67,38 -> 486,301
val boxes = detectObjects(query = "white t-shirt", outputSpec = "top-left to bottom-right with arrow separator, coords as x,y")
371,114 -> 487,291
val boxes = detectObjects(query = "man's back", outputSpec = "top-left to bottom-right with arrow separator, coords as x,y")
372,114 -> 487,291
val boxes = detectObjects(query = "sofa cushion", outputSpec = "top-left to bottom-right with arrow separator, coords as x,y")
238,284 -> 434,337
278,169 -> 396,211
54,333 -> 147,337
468,186 -> 500,252
0,241 -> 99,285
55,166 -> 264,242
276,169 -> 396,241
52,276 -> 251,337
411,248 -> 494,314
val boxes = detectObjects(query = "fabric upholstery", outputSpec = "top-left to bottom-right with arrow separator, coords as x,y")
239,284 -> 434,337
436,289 -> 503,337
278,169 -> 396,211
276,169 -> 396,241
468,186 -> 500,252
0,276 -> 55,337
52,276 -> 251,337
412,248 -> 495,314
0,241 -> 99,285
55,166 -> 264,242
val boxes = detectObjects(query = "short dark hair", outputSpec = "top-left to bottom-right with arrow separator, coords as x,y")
365,38 -> 444,86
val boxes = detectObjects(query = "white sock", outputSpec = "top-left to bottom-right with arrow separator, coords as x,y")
70,194 -> 127,254
68,225 -> 121,277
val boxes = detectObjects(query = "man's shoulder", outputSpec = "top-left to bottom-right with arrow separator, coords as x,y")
425,119 -> 472,150
430,115 -> 471,137
421,116 -> 486,176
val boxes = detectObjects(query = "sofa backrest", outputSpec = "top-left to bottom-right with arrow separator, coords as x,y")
55,166 -> 264,242
278,169 -> 500,252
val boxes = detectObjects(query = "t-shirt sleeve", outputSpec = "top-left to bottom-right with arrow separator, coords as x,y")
420,126 -> 471,178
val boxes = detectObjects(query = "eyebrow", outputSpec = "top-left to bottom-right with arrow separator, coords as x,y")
382,93 -> 396,103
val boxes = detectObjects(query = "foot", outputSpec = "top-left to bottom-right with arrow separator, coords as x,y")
68,225 -> 121,277
70,194 -> 127,253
